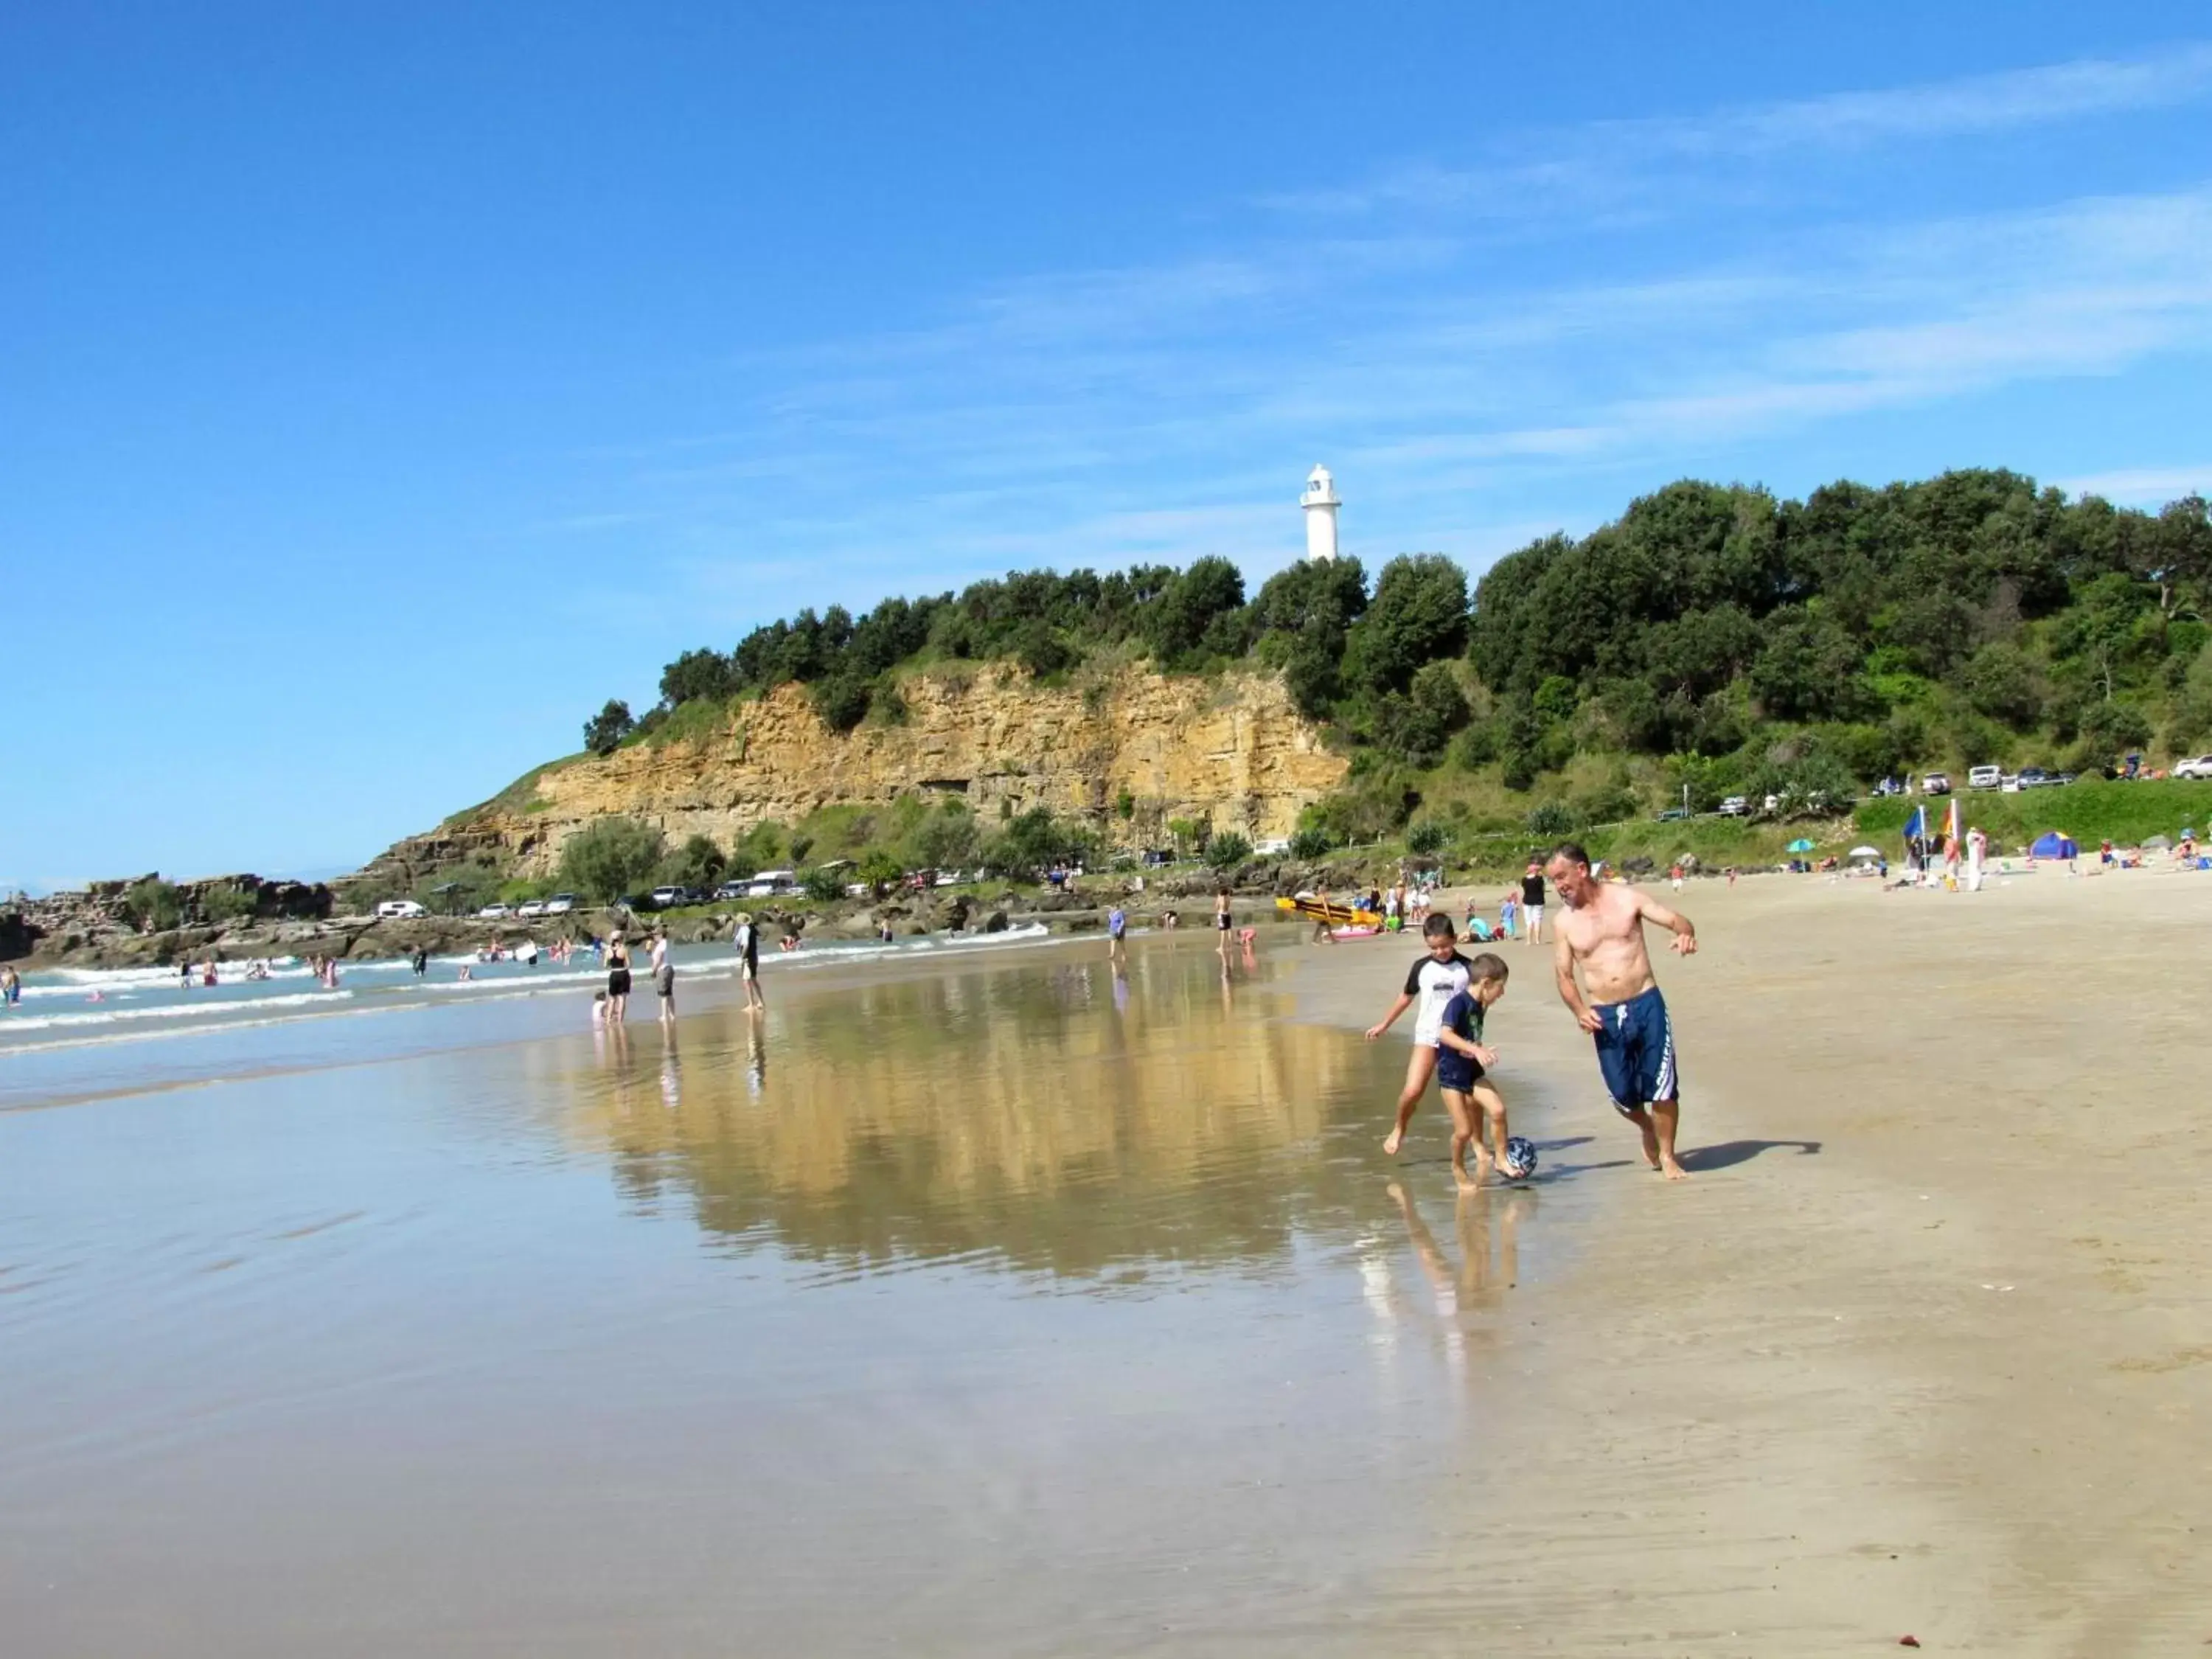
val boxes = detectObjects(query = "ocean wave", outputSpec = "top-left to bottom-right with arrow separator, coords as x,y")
0,990 -> 353,1033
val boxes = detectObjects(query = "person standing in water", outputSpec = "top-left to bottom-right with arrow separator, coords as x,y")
1213,888 -> 1232,955
605,932 -> 633,1023
1545,841 -> 1697,1179
1106,902 -> 1127,962
650,928 -> 675,1023
733,912 -> 765,1012
1368,914 -> 1473,1157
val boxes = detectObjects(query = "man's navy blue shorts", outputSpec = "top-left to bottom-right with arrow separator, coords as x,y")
1591,984 -> 1678,1113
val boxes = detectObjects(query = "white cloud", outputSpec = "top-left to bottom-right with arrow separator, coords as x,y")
1269,44 -> 2212,217
2054,465 -> 2212,506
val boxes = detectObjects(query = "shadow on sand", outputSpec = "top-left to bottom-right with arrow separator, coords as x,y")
1677,1138 -> 1822,1172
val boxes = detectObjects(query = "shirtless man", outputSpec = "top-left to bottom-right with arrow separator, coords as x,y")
1545,841 -> 1698,1179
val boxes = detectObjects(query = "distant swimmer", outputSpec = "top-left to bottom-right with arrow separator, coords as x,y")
1368,914 -> 1472,1158
411,949 -> 428,978
1545,840 -> 1698,1180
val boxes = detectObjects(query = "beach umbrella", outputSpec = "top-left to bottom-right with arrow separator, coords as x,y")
1847,845 -> 1881,859
1786,838 -> 1816,852
2144,834 -> 2172,850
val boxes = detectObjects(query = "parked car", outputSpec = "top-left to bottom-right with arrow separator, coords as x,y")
713,880 -> 751,901
2053,772 -> 2077,786
476,902 -> 511,919
1717,796 -> 1748,817
2015,766 -> 2054,790
1966,765 -> 2003,790
515,899 -> 546,917
544,894 -> 577,914
377,899 -> 428,919
1655,806 -> 1690,822
1871,776 -> 1907,797
2174,754 -> 2212,779
1921,773 -> 1952,796
1253,836 -> 1292,856
1141,849 -> 1175,867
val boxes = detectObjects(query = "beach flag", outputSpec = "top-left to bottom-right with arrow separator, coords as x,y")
1943,798 -> 1961,845
1904,804 -> 1927,844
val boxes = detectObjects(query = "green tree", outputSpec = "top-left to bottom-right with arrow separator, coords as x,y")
909,806 -> 980,872
1406,821 -> 1449,858
1288,826 -> 1332,860
1146,557 -> 1248,667
1164,816 -> 1204,858
200,883 -> 260,924
663,833 -> 726,891
801,866 -> 847,902
1347,554 -> 1468,696
1750,608 -> 1865,722
559,817 -> 667,902
1961,641 -> 2040,728
583,700 -> 636,757
858,848 -> 907,894
810,672 -> 873,732
119,877 -> 184,933
1205,831 -> 1253,870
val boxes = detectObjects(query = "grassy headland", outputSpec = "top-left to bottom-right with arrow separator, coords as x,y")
392,467 -> 2212,911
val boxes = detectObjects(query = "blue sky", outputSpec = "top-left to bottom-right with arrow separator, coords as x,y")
6,3 -> 2211,890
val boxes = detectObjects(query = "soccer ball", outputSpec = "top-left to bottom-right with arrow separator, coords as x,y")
1499,1136 -> 1538,1181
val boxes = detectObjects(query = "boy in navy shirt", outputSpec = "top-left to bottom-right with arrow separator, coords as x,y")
1435,953 -> 1513,1189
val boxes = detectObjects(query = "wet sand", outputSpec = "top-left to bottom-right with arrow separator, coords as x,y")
4,870 -> 2208,1655
1293,865 -> 2212,1652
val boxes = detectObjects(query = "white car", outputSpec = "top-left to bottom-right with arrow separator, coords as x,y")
1921,773 -> 1952,796
377,899 -> 427,919
515,900 -> 546,918
1968,765 -> 2003,790
477,902 -> 511,919
1717,796 -> 1748,817
2173,755 -> 2212,779
543,894 -> 577,914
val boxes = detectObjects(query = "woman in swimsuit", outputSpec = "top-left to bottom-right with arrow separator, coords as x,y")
605,933 -> 632,1023
1214,888 -> 1232,954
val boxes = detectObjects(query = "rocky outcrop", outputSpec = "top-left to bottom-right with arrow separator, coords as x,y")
368,663 -> 1348,883
2,874 -> 333,964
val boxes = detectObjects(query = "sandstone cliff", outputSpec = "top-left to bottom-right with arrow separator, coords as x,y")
374,664 -> 1346,883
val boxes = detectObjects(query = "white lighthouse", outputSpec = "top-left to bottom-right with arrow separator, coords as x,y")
1300,464 -> 1340,562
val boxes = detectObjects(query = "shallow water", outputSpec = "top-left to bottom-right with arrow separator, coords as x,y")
1,935 -> 1567,1656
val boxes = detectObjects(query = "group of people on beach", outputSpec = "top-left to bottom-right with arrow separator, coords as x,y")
1368,842 -> 1698,1187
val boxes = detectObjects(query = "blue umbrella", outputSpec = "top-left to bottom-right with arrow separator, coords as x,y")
1786,838 -> 1816,853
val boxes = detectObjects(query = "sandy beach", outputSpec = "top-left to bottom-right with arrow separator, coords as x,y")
1289,864 -> 2212,1653
3,866 -> 2208,1655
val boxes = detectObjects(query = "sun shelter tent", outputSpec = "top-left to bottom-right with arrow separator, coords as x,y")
2029,832 -> 2079,860
2143,834 -> 2172,851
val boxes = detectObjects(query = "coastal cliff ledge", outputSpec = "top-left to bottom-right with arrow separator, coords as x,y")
360,662 -> 1349,887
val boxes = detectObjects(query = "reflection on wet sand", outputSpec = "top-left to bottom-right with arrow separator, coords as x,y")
553,942 -> 1413,1281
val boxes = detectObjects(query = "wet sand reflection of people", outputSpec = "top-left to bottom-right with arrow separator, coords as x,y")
1385,1180 -> 1526,1312
658,1022 -> 681,1108
745,1008 -> 766,1098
